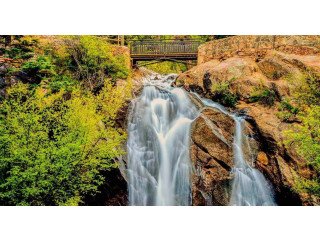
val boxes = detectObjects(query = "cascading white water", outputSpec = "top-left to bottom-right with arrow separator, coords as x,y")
230,117 -> 276,206
127,74 -> 198,206
191,93 -> 276,206
127,73 -> 276,206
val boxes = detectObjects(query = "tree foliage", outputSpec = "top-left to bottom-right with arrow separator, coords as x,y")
141,61 -> 188,74
63,36 -> 130,90
0,79 -> 130,205
285,106 -> 320,170
283,71 -> 320,196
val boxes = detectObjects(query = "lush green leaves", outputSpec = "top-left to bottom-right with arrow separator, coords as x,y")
285,106 -> 320,170
249,88 -> 276,106
65,36 -> 130,89
286,71 -> 320,107
21,55 -> 56,81
277,99 -> 300,122
210,80 -> 238,107
0,81 -> 129,205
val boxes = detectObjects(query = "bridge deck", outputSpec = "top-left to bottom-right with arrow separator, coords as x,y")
130,40 -> 201,61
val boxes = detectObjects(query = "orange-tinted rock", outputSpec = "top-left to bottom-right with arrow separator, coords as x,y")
179,42 -> 320,205
190,107 -> 235,205
257,151 -> 269,165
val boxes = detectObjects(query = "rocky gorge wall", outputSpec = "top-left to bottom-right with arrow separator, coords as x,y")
178,37 -> 320,206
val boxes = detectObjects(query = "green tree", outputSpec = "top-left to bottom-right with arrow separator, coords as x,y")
0,82 -> 129,205
64,36 -> 130,90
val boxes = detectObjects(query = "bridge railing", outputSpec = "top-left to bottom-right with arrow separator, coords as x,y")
130,40 -> 202,56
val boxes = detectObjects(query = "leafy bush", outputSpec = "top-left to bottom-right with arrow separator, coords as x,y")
210,80 -> 238,107
64,36 -> 130,89
0,82 -> 130,205
286,71 -> 320,106
277,99 -> 299,122
294,178 -> 320,197
3,36 -> 36,59
5,48 -> 34,60
48,75 -> 76,93
21,55 -> 56,81
284,105 -> 320,196
284,106 -> 320,170
249,87 -> 276,106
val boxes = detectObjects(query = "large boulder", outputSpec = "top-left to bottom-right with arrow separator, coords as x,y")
190,107 -> 235,205
178,57 -> 273,101
178,57 -> 260,89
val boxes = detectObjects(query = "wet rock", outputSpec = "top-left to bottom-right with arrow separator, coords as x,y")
189,84 -> 203,95
190,107 -> 235,205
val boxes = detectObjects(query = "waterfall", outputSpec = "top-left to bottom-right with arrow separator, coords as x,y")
127,73 -> 276,206
191,93 -> 276,206
127,74 -> 198,206
230,117 -> 276,206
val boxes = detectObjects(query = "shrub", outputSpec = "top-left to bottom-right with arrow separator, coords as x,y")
21,55 -> 56,81
48,75 -> 76,93
211,80 -> 238,107
285,71 -> 320,106
294,178 -> 320,197
3,36 -> 36,59
249,87 -> 276,106
64,36 -> 130,89
277,99 -> 299,122
284,105 -> 320,196
284,106 -> 320,170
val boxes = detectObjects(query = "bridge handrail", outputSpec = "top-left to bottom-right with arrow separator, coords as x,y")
130,40 -> 202,56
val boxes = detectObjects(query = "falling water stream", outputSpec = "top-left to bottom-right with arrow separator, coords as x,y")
127,74 -> 198,205
127,74 -> 276,206
191,94 -> 276,206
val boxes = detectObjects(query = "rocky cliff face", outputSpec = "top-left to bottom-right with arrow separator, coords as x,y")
179,39 -> 320,205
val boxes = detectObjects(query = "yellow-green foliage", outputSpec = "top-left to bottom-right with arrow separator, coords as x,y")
96,79 -> 132,123
65,36 -> 130,87
210,79 -> 238,107
282,70 -> 320,196
249,85 -> 276,106
23,36 -> 131,91
276,99 -> 299,122
284,105 -> 320,196
0,80 -> 130,205
294,178 -> 320,197
284,106 -> 320,170
285,71 -> 320,107
142,61 -> 188,74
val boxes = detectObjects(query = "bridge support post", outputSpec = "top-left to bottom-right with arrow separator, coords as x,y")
131,59 -> 138,68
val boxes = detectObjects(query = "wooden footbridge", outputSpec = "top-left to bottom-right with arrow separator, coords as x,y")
130,40 -> 202,66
